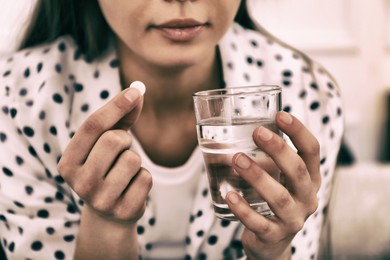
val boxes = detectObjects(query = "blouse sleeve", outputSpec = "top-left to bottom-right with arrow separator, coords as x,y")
289,59 -> 344,259
228,59 -> 344,260
0,59 -> 80,260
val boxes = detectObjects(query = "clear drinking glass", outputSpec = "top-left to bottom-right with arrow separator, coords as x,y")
193,85 -> 282,221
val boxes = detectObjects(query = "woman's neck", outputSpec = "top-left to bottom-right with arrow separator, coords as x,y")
115,42 -> 224,167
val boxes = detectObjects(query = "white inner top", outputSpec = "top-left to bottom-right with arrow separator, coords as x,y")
131,137 -> 203,259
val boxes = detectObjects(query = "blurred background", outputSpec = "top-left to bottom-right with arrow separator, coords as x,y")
0,0 -> 389,259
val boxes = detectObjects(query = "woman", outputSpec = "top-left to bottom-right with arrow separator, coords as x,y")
0,0 -> 344,259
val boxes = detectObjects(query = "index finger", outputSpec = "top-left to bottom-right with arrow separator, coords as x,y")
63,87 -> 143,165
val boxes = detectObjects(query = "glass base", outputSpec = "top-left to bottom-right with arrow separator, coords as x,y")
213,201 -> 274,221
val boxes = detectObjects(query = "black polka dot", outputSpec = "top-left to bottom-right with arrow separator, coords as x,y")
31,241 -> 43,251
283,106 -> 291,113
145,243 -> 153,251
3,70 -> 11,77
0,132 -> 6,142
25,100 -> 34,107
63,235 -> 75,242
196,230 -> 204,237
37,209 -> 49,218
196,210 -> 203,217
137,226 -> 145,235
24,68 -> 30,78
320,157 -> 327,165
299,90 -> 307,98
64,221 -> 73,228
42,143 -> 51,154
100,90 -> 109,99
55,250 -> 65,259
81,103 -> 89,112
67,204 -> 77,214
44,169 -> 52,179
55,64 -> 62,73
291,246 -> 296,254
25,186 -> 33,195
1,106 -> 8,115
202,188 -> 208,197
94,70 -> 100,78
310,101 -> 320,110
185,236 -> 191,245
282,80 -> 291,87
49,126 -> 58,136
46,227 -> 55,235
55,191 -> 64,201
53,93 -> 63,104
207,235 -> 218,245
256,60 -> 263,67
19,88 -> 27,96
310,82 -> 318,90
246,56 -> 254,64
14,201 -> 25,208
110,59 -> 119,68
250,40 -> 258,47
283,70 -> 293,77
37,62 -> 43,73
220,220 -> 230,227
55,175 -> 65,184
58,42 -> 66,52
23,126 -> 35,137
28,146 -> 37,157
337,107 -> 342,116
2,167 -> 13,177
8,241 -> 15,252
74,83 -> 83,92
10,108 -> 17,118
322,116 -> 330,124
148,218 -> 155,226
15,156 -> 24,165
39,111 -> 46,120
198,252 -> 207,260
44,197 -> 53,203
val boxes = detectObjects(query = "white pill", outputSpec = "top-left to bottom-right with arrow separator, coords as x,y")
129,81 -> 146,96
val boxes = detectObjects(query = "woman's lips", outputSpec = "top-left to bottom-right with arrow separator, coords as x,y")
151,18 -> 208,42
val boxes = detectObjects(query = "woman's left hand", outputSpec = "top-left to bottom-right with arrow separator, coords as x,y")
226,111 -> 320,260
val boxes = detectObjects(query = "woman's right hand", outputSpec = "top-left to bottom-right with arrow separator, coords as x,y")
57,87 -> 152,224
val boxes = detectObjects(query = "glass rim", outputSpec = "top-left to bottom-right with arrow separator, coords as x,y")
193,85 -> 281,97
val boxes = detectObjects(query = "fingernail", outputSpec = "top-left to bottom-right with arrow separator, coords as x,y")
125,88 -> 141,102
280,111 -> 293,125
235,153 -> 251,169
257,126 -> 273,141
228,192 -> 240,204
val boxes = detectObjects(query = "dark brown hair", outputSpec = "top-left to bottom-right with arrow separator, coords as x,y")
20,0 -> 256,61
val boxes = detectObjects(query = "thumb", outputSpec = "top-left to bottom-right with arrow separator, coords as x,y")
114,87 -> 144,130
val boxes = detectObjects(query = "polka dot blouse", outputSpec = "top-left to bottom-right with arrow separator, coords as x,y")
0,23 -> 344,259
